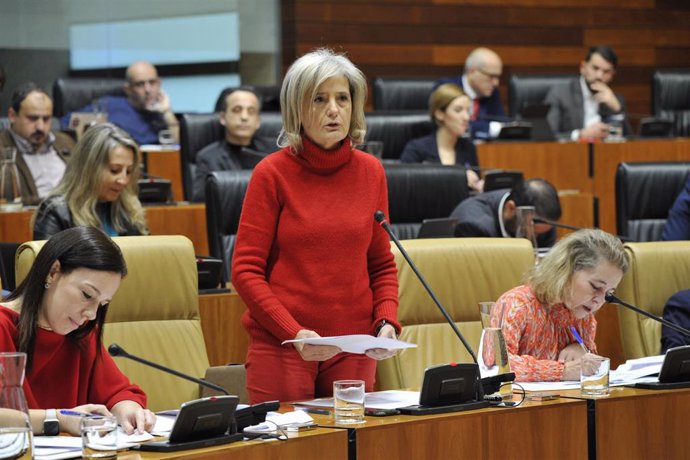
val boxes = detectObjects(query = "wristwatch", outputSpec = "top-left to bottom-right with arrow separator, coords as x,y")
43,409 -> 59,436
375,319 -> 388,335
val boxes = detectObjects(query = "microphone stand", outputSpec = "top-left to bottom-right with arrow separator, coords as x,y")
375,211 -> 491,413
604,293 -> 690,338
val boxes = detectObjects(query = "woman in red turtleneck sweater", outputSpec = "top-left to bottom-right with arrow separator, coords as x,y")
231,49 -> 401,404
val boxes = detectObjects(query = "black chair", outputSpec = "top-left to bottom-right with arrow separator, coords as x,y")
615,162 -> 690,242
384,163 -> 469,240
214,85 -> 281,112
372,77 -> 436,111
52,78 -> 125,118
652,70 -> 690,137
507,74 -> 576,118
204,170 -> 253,283
178,112 -> 282,201
364,112 -> 434,160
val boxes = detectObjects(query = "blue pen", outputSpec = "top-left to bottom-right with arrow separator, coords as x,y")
59,410 -> 87,417
569,326 -> 590,354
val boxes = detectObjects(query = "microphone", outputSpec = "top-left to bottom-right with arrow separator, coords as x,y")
375,211 -> 509,411
533,217 -> 637,243
375,210 -> 479,363
108,343 -> 229,395
604,293 -> 690,338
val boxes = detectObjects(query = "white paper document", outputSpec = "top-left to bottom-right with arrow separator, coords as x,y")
282,335 -> 417,354
34,428 -> 154,460
294,390 -> 420,410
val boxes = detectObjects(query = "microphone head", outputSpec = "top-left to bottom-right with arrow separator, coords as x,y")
604,292 -> 618,304
108,343 -> 125,357
374,210 -> 386,224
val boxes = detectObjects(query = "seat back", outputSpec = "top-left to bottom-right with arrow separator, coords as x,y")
384,163 -> 469,240
508,74 -> 576,118
376,238 -> 535,390
15,235 -> 208,412
205,170 -> 253,283
52,78 -> 125,118
652,70 -> 690,137
364,112 -> 434,160
615,162 -> 690,242
179,112 -> 282,201
372,77 -> 436,111
615,241 -> 690,359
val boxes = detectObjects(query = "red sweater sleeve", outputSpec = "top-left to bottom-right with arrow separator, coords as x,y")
232,160 -> 305,341
88,342 -> 147,410
367,165 -> 400,334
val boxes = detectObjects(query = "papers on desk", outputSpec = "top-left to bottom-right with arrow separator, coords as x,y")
282,335 -> 417,354
34,428 -> 154,460
517,354 -> 664,391
294,390 -> 420,411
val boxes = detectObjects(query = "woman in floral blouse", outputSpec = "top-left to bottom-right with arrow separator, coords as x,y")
496,229 -> 628,381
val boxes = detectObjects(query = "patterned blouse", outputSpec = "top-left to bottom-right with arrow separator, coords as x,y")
495,284 -> 597,382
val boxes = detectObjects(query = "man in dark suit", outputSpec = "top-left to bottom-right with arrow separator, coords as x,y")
661,289 -> 690,353
450,178 -> 562,248
192,87 -> 275,202
435,47 -> 506,140
0,82 -> 74,205
545,45 -> 628,141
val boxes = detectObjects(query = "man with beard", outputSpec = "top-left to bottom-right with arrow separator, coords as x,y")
545,46 -> 628,141
450,178 -> 562,248
0,83 -> 74,205
192,87 -> 275,202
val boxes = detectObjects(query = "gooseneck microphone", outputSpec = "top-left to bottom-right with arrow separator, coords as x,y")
375,210 -> 479,363
604,293 -> 690,338
108,343 -> 229,395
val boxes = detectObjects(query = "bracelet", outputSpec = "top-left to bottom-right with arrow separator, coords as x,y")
375,320 -> 388,335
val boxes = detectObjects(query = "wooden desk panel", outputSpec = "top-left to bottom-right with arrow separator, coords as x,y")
477,141 -> 591,193
198,292 -> 249,366
557,192 -> 595,239
143,148 -> 184,202
120,427 -> 348,459
310,398 -> 588,460
0,204 -> 208,256
592,138 -> 690,233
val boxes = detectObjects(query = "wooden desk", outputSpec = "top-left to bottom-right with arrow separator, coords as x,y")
119,427 -> 348,460
198,291 -> 249,366
308,398 -> 588,460
560,386 -> 690,459
0,203 -> 208,256
142,147 -> 185,202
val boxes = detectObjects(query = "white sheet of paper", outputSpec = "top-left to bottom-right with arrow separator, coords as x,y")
293,390 -> 420,410
282,335 -> 417,354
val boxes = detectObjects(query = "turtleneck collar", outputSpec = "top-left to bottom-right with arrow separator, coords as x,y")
290,135 -> 353,174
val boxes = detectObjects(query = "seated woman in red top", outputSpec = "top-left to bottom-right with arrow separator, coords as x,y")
1,226 -> 155,435
495,229 -> 629,381
232,48 -> 401,403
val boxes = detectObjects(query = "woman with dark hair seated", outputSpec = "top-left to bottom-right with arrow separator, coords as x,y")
1,227 -> 155,435
33,123 -> 148,240
400,83 -> 483,192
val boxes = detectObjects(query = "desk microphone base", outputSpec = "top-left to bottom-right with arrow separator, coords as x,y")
137,433 -> 243,452
397,400 -> 490,415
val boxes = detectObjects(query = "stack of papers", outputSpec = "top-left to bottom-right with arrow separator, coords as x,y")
294,390 -> 420,410
34,428 -> 153,460
282,335 -> 417,354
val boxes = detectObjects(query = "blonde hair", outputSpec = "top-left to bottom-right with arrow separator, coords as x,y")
278,48 -> 367,152
428,83 -> 467,127
51,123 -> 148,234
528,229 -> 629,305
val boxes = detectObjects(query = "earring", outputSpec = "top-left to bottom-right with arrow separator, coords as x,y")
44,282 -> 50,289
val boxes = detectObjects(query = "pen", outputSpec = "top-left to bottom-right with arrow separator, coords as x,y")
59,410 -> 87,417
569,326 -> 590,354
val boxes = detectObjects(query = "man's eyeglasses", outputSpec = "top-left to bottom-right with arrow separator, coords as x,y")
476,68 -> 501,81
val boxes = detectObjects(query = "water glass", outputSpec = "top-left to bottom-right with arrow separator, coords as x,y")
81,415 -> 117,459
0,147 -> 23,212
515,206 -> 538,253
333,380 -> 365,424
158,129 -> 175,145
581,356 -> 610,397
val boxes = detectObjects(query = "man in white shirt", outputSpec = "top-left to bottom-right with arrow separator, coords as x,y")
545,46 -> 627,141
0,83 -> 74,205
